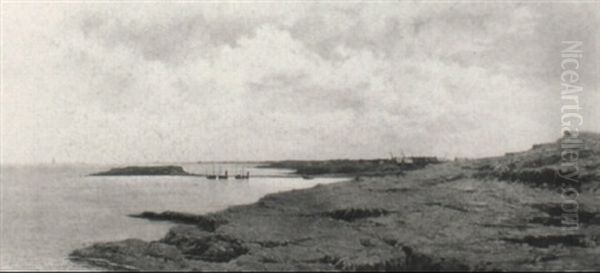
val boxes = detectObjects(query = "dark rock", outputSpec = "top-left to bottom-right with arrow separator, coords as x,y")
529,203 -> 600,226
130,211 -> 226,232
502,234 -> 594,248
323,208 -> 390,221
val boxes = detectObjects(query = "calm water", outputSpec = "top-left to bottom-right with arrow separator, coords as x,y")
0,163 -> 347,270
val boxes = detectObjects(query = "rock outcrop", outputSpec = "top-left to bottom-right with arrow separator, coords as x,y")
473,132 -> 600,192
130,211 -> 226,232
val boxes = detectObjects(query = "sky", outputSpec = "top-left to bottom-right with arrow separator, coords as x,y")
1,1 -> 599,164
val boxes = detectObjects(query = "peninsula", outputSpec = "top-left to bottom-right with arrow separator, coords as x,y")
90,165 -> 192,176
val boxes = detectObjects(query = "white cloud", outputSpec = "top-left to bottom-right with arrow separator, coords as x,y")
1,2 -> 598,164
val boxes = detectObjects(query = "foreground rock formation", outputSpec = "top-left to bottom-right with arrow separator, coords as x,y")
71,133 -> 600,271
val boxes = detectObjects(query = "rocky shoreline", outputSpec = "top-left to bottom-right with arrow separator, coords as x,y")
71,133 -> 600,271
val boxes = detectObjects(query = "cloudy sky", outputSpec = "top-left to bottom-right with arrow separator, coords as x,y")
1,1 -> 599,164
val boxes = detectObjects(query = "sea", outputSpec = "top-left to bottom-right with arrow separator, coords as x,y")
0,163 -> 347,270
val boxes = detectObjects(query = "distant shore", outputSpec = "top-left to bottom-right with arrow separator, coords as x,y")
89,159 -> 431,178
71,133 -> 600,271
90,165 -> 194,176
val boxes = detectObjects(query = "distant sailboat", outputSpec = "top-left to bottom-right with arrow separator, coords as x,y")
234,167 -> 250,180
206,174 -> 217,179
206,165 -> 243,180
218,170 -> 228,180
206,165 -> 217,180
